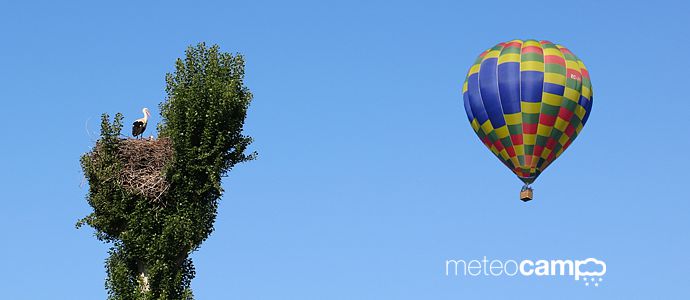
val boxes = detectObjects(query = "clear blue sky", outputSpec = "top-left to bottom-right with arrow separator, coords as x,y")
1,1 -> 689,299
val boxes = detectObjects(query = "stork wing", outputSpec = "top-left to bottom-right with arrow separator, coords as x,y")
133,121 -> 145,136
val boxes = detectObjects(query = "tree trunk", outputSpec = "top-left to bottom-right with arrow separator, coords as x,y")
137,261 -> 150,293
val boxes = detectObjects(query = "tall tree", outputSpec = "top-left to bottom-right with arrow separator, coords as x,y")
79,43 -> 255,299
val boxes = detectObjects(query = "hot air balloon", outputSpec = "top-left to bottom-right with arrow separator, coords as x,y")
462,39 -> 593,201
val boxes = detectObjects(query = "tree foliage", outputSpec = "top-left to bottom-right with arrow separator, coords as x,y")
79,43 -> 254,299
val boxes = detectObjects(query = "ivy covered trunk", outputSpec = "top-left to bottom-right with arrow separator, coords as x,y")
79,43 -> 255,300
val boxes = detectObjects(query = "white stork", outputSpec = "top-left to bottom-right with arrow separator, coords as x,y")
132,108 -> 150,139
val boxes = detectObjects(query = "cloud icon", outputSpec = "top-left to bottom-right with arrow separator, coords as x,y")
575,258 -> 606,281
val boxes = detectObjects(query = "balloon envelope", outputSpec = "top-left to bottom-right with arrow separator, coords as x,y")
462,40 -> 593,184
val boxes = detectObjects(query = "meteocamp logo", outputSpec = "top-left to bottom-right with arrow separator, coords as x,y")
445,257 -> 606,287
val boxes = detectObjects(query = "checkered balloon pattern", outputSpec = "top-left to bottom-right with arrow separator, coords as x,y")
462,40 -> 593,184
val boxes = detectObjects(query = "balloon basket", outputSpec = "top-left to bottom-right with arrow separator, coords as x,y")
520,186 -> 533,202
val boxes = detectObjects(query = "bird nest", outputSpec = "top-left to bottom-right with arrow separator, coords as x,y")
93,138 -> 174,203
